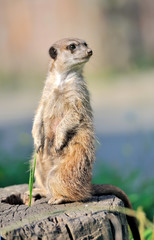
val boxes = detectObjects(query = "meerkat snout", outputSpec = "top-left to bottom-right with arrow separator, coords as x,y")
87,49 -> 93,56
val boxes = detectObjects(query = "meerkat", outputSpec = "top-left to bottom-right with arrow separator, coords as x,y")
30,38 -> 140,240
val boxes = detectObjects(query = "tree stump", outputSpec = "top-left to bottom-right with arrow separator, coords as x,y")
0,184 -> 129,240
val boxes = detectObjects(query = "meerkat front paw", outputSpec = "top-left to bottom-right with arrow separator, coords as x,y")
36,144 -> 42,153
32,125 -> 42,151
55,133 -> 65,151
33,138 -> 41,151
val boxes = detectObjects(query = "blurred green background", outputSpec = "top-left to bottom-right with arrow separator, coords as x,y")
0,0 -> 154,224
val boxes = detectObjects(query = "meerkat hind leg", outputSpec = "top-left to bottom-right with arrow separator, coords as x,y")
25,188 -> 47,197
32,188 -> 47,197
48,196 -> 70,205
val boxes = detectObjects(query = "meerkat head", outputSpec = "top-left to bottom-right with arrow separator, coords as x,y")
49,38 -> 93,73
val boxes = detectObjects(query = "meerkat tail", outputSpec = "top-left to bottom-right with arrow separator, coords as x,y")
92,184 -> 140,240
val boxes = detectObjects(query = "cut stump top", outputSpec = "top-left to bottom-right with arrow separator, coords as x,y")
0,184 -> 129,240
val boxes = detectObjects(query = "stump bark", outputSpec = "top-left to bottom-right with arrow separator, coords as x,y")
0,184 -> 129,240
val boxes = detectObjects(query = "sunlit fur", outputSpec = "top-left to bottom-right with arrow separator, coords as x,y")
32,38 -> 95,203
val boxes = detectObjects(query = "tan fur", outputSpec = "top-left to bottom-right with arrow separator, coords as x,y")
32,38 -> 95,203
30,38 -> 140,239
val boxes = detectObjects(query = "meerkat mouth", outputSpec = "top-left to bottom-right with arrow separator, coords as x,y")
81,56 -> 91,62
75,55 -> 91,62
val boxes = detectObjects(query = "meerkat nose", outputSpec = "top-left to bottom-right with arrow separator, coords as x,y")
87,49 -> 93,56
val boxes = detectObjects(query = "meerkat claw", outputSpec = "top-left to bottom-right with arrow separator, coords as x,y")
36,145 -> 42,153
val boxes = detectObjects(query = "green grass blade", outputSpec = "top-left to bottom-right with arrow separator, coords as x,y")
29,152 -> 37,206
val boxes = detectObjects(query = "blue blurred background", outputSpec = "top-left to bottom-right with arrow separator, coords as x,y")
0,0 -> 154,218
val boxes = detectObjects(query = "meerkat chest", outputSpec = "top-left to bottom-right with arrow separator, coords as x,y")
48,89 -> 69,112
43,86 -> 75,125
43,88 -> 74,135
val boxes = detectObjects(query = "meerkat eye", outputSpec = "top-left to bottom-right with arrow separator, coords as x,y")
83,42 -> 88,47
67,44 -> 76,51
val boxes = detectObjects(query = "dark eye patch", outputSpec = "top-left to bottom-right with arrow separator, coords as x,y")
67,43 -> 76,51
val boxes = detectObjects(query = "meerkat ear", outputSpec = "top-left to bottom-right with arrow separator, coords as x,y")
49,46 -> 57,60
